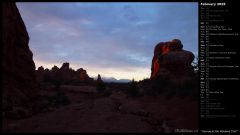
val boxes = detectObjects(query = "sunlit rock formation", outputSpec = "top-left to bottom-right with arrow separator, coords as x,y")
151,39 -> 194,79
148,39 -> 197,96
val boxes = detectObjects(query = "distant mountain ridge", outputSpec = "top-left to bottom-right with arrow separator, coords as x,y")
93,76 -> 131,83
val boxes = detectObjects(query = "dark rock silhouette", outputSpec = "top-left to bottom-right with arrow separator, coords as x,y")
2,3 -> 40,119
97,74 -> 103,82
58,62 -> 74,83
148,39 -> 197,97
36,63 -> 93,84
96,74 -> 106,92
60,62 -> 70,70
151,39 -> 194,79
77,68 -> 91,81
36,66 -> 45,82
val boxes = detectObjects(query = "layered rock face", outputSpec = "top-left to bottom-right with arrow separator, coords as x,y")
36,63 -> 93,84
2,3 -> 40,118
151,39 -> 194,79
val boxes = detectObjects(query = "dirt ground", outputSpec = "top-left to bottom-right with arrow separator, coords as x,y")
2,85 -> 198,133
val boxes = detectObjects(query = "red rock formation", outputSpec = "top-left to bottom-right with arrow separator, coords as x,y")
36,63 -> 93,83
2,3 -> 40,119
36,66 -> 44,82
52,65 -> 59,71
151,39 -> 194,79
58,63 -> 72,83
60,62 -> 69,70
38,66 -> 45,72
76,68 -> 92,81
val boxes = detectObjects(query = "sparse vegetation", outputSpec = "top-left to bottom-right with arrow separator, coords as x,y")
96,80 -> 106,92
54,87 -> 71,106
127,79 -> 139,97
151,75 -> 171,95
138,74 -> 198,100
41,82 -> 70,108
103,88 -> 112,96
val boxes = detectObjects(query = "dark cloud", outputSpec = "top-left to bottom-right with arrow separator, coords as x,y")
16,2 -> 198,80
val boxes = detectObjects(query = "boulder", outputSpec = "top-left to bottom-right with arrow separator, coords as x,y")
151,39 -> 194,79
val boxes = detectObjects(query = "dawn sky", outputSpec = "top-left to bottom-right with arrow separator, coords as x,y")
16,2 -> 198,81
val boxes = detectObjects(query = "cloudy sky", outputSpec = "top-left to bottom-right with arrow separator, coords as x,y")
16,2 -> 198,81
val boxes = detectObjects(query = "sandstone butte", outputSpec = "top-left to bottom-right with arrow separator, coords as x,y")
150,39 -> 195,80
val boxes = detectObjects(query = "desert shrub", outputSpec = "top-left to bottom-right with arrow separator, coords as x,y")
127,79 -> 139,97
42,83 -> 70,107
177,77 -> 198,99
43,73 -> 51,83
144,86 -> 158,96
165,86 -> 178,99
151,75 -> 171,94
165,76 -> 198,99
55,90 -> 70,106
54,83 -> 70,105
103,89 -> 112,96
96,81 -> 106,92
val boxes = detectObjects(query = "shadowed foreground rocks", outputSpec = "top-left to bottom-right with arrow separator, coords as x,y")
2,2 -> 40,119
